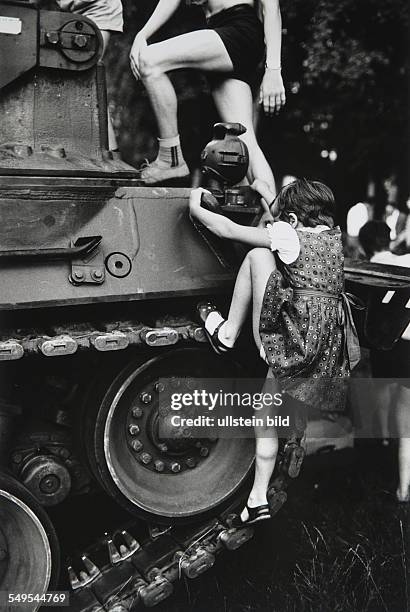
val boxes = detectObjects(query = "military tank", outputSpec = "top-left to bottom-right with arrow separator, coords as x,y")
1,2 -> 410,611
0,2 -> 277,609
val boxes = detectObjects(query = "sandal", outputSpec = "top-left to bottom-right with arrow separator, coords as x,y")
197,302 -> 232,356
233,504 -> 271,527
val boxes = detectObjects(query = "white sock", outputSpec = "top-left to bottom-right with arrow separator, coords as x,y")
156,135 -> 185,168
205,312 -> 235,348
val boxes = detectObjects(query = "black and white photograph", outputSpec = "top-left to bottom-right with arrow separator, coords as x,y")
0,0 -> 409,611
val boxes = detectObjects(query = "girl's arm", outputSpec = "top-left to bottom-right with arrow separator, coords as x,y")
258,0 -> 286,116
189,189 -> 271,248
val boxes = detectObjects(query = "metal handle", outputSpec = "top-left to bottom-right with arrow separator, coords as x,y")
0,236 -> 102,262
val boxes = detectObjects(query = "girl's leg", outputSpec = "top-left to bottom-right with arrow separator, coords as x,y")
395,385 -> 410,501
239,248 -> 279,520
211,248 -> 276,349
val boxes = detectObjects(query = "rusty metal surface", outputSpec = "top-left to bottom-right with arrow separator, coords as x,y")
0,185 -> 234,310
0,1 -> 136,176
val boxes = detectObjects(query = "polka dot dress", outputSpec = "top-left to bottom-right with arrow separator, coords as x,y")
259,228 -> 349,414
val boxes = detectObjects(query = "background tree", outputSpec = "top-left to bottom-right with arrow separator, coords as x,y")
104,0 -> 409,221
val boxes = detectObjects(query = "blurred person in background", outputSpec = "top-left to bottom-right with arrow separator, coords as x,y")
358,220 -> 410,502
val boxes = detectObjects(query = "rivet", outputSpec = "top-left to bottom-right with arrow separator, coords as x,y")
154,382 -> 164,393
129,424 -> 140,436
140,452 -> 152,465
131,440 -> 143,452
154,460 -> 165,472
186,457 -> 196,469
170,462 -> 181,473
91,269 -> 103,280
140,392 -> 152,404
12,453 -> 22,464
132,406 -> 143,418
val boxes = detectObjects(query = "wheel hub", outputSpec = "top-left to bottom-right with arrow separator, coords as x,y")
125,380 -> 214,474
87,348 -> 254,520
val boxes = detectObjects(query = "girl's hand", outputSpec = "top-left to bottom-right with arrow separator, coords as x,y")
259,68 -> 286,116
189,187 -> 210,217
130,32 -> 147,81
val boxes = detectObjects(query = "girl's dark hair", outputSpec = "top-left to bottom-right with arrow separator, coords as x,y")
273,178 -> 336,228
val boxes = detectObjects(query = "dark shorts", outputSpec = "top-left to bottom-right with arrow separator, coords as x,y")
370,339 -> 410,386
207,3 -> 265,88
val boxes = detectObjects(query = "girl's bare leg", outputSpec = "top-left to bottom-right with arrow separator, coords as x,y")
239,248 -> 279,520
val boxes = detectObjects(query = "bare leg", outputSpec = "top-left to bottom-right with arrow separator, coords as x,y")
135,31 -> 233,182
234,248 -> 278,520
100,31 -> 118,152
395,385 -> 410,501
219,248 -> 276,350
212,80 -> 276,194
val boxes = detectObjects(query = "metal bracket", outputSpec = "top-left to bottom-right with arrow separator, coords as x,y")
69,236 -> 105,285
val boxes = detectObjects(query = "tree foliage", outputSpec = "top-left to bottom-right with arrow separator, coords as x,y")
104,0 -> 408,213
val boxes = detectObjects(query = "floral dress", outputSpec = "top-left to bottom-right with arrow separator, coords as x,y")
259,227 -> 352,414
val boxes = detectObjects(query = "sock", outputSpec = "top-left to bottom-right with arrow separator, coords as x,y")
205,312 -> 235,348
156,135 -> 184,168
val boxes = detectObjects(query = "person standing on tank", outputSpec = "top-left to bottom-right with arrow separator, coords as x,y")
129,0 -> 285,190
55,0 -> 123,153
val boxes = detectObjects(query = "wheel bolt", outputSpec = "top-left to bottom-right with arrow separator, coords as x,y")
140,392 -> 152,404
199,447 -> 209,457
157,443 -> 168,453
131,440 -> 143,452
170,462 -> 181,473
129,424 -> 140,436
154,382 -> 164,393
154,460 -> 165,472
140,452 -> 152,465
132,406 -> 143,418
186,457 -> 196,469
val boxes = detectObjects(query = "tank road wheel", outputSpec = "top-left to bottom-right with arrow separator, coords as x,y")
84,348 -> 254,522
0,472 -> 60,611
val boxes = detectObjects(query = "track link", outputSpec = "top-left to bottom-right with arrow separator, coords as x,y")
67,508 -> 254,611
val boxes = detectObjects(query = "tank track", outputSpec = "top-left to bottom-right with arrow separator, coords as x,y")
0,321 -> 207,361
67,508 -> 254,611
66,437 -> 304,611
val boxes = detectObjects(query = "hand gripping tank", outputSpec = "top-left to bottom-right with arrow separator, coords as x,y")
0,2 -> 409,610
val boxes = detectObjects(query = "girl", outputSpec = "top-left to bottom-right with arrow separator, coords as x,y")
189,178 -> 360,524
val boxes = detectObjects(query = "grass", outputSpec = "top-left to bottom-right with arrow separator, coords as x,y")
154,443 -> 409,612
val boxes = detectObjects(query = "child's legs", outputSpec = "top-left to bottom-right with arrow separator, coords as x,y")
247,248 -> 277,351
242,375 -> 280,516
223,248 -> 276,347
